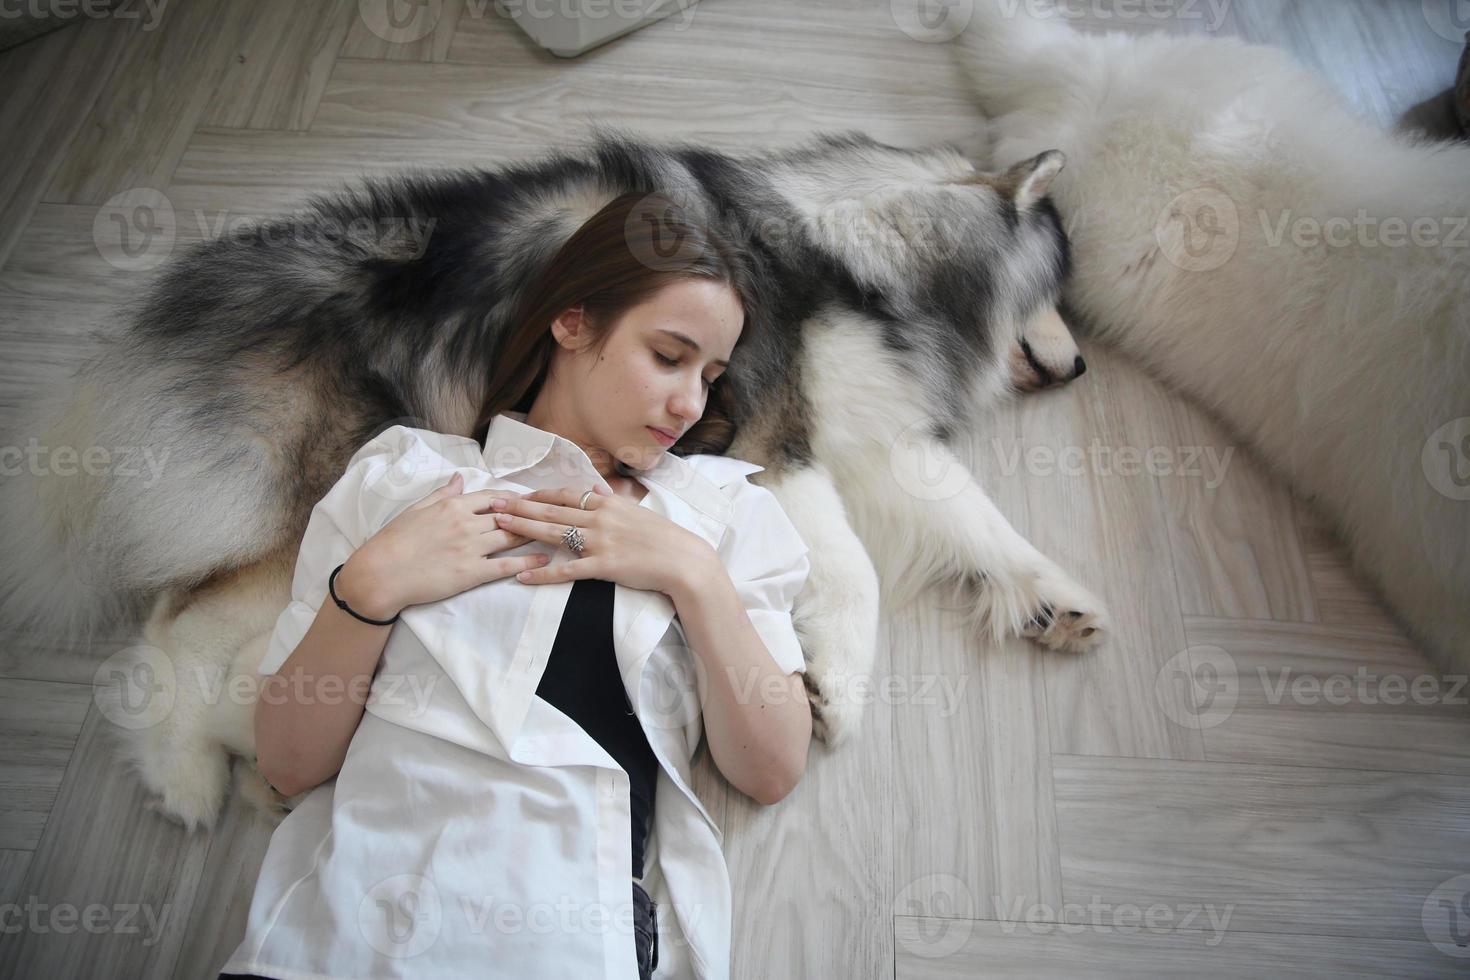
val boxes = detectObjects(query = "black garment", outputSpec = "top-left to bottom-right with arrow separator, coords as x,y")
631,878 -> 660,979
535,576 -> 660,880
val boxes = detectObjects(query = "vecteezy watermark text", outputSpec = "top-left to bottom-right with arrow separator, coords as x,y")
994,895 -> 1235,946
0,0 -> 169,30
0,438 -> 169,486
0,896 -> 171,945
989,438 -> 1236,489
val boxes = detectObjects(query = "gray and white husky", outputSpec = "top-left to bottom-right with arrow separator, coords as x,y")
0,128 -> 1107,829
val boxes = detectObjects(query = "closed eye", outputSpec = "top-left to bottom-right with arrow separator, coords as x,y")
655,351 -> 714,389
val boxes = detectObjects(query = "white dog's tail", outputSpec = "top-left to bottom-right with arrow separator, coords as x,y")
950,0 -> 1084,119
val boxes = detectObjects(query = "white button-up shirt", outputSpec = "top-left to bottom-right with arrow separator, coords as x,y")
222,411 -> 811,980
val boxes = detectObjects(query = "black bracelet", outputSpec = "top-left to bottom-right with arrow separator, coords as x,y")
328,562 -> 400,626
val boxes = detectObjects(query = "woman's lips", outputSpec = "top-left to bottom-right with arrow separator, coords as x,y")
648,426 -> 676,447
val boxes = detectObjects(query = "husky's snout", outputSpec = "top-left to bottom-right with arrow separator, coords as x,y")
1011,306 -> 1086,392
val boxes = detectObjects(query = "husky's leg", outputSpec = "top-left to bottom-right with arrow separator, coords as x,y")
757,463 -> 880,747
96,553 -> 293,831
844,432 -> 1108,655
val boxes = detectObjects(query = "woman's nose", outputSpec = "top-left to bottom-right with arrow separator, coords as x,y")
672,378 -> 704,416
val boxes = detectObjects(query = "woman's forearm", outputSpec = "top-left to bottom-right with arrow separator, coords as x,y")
668,558 -> 812,805
254,553 -> 399,797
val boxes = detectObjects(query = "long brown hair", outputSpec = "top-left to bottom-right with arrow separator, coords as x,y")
472,190 -> 757,462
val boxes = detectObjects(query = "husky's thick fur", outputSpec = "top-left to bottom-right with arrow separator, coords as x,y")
955,4 -> 1470,677
0,128 -> 1107,829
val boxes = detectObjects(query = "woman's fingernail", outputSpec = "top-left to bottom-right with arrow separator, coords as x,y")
517,571 -> 531,581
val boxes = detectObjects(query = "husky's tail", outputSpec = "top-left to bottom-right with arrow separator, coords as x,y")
0,334 -> 285,653
0,352 -> 143,650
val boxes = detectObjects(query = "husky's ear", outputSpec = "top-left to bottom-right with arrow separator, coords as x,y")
1000,150 -> 1065,211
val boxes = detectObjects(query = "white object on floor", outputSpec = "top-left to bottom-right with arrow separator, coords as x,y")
499,0 -> 701,58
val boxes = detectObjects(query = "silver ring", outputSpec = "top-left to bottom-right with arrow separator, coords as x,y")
562,525 -> 586,555
579,490 -> 595,509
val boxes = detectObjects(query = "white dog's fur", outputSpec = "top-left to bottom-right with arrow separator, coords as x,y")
954,2 -> 1470,677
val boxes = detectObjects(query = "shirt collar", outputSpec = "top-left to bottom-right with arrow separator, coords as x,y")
482,411 -> 762,525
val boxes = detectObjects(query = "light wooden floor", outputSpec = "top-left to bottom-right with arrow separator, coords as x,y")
1,1 -> 1468,977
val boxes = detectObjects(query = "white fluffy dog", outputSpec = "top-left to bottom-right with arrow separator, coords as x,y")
954,2 -> 1470,677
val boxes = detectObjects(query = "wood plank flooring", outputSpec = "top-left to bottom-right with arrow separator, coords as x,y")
0,1 -> 1466,977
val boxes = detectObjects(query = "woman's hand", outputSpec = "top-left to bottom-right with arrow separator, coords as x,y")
336,472 -> 551,619
490,484 -> 717,596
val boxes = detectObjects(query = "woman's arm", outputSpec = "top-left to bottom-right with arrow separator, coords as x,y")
668,557 -> 812,806
254,553 -> 398,798
255,467 -> 540,798
486,479 -> 814,804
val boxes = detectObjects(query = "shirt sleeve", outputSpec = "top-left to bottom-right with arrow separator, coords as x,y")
714,478 -> 811,676
256,431 -> 405,676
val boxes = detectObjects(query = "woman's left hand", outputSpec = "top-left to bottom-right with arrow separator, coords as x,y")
489,485 -> 714,596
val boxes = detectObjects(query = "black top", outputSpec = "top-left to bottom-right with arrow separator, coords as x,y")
534,577 -> 659,879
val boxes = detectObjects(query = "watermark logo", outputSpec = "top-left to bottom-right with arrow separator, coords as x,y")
889,418 -> 973,502
995,895 -> 1235,945
1423,0 -> 1470,43
624,190 -> 707,274
94,640 -> 442,732
93,645 -> 176,731
92,190 -> 439,271
895,873 -> 975,958
1156,187 -> 1239,272
995,0 -> 1234,34
987,438 -> 1236,489
891,0 -> 973,43
1423,873 -> 1470,958
359,0 -> 443,42
639,638 -> 708,732
0,896 -> 173,945
358,419 -> 475,505
94,187 -> 176,272
0,437 -> 171,487
1260,209 -> 1468,251
458,889 -> 657,936
1423,417 -> 1470,502
0,0 -> 169,31
1155,646 -> 1238,730
360,873 -> 443,958
806,193 -> 971,263
1255,667 -> 1467,708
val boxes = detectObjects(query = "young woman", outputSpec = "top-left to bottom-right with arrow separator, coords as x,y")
219,192 -> 813,980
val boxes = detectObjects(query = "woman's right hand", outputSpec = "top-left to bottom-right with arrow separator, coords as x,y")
333,472 -> 550,620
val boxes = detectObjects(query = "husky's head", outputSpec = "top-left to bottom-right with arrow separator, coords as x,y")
952,150 -> 1086,393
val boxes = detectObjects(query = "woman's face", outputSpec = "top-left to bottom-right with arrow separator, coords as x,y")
536,277 -> 743,475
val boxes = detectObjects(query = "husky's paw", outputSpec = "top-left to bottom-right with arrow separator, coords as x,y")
236,758 -> 296,825
1021,572 -> 1108,654
803,670 -> 863,747
138,748 -> 232,833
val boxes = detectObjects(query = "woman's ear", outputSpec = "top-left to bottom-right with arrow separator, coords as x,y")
549,303 -> 588,349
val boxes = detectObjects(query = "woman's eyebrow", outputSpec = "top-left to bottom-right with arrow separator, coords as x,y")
656,328 -> 729,368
